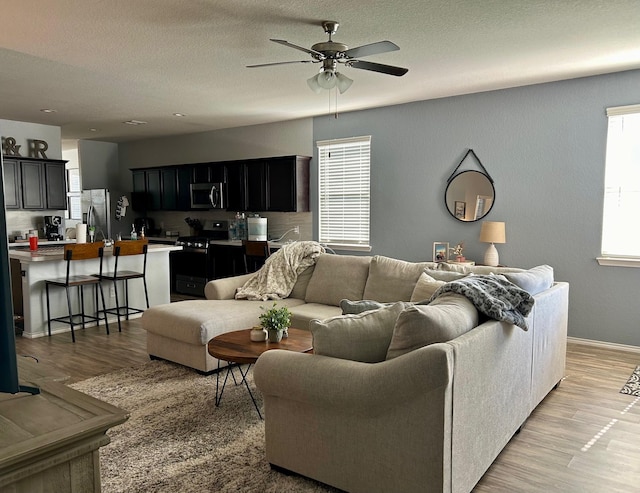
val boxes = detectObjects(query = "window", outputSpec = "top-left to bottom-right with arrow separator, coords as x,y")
600,104 -> 640,262
317,136 -> 371,251
67,168 -> 82,220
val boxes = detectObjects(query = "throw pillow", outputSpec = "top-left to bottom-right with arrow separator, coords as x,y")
386,293 -> 479,360
503,265 -> 554,295
362,256 -> 430,302
340,299 -> 391,315
311,302 -> 409,363
410,272 -> 446,302
304,254 -> 372,306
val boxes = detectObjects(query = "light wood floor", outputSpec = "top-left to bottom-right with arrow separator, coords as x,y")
14,324 -> 640,492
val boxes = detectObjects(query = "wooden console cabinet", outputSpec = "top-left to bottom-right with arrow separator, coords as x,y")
0,358 -> 128,492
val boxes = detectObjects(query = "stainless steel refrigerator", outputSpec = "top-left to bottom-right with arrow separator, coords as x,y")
81,189 -> 112,241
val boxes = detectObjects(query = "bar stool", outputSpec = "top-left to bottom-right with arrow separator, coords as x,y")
45,242 -> 110,343
96,239 -> 149,332
242,240 -> 270,273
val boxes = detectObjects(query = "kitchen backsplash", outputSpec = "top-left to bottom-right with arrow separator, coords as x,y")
6,210 -> 67,240
134,210 -> 312,240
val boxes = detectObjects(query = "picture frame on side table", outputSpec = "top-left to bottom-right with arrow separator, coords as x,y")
454,201 -> 466,219
433,242 -> 449,262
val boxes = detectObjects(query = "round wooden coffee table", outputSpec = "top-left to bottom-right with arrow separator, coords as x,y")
207,328 -> 313,418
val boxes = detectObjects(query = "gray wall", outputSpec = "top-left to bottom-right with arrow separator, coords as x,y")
313,69 -> 640,347
118,118 -> 313,177
0,119 -> 62,160
1,119 -> 64,237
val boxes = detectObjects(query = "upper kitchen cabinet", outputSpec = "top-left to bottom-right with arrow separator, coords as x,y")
192,162 -> 226,184
267,156 -> 310,212
224,156 -> 310,212
2,159 -> 20,209
44,161 -> 67,209
132,166 -> 190,211
2,156 -> 67,210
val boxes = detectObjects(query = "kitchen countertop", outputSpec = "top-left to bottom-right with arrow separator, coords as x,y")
9,243 -> 181,263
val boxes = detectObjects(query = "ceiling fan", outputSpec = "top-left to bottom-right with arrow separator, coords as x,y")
247,20 -> 408,94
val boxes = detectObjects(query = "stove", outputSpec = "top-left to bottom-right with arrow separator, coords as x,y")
173,220 -> 228,296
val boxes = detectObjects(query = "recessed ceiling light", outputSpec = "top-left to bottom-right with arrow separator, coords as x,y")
89,128 -> 98,132
123,119 -> 147,125
173,113 -> 186,117
40,108 -> 57,113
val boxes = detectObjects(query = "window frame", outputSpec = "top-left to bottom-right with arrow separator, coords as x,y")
597,103 -> 640,268
317,135 -> 372,252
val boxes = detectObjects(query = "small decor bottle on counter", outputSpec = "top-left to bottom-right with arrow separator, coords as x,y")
130,225 -> 137,240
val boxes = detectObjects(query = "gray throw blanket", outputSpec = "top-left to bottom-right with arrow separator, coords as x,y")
429,275 -> 534,330
235,241 -> 325,301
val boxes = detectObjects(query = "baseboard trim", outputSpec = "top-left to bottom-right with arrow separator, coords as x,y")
568,336 -> 640,354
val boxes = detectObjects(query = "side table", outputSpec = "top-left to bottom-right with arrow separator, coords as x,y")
207,328 -> 313,419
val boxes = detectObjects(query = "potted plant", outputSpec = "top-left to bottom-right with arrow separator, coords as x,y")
259,302 -> 291,343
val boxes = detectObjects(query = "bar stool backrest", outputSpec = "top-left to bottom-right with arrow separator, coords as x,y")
112,239 -> 149,276
62,242 -> 105,280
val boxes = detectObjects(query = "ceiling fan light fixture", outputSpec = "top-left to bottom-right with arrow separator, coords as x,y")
306,74 -> 324,93
317,70 -> 337,90
335,72 -> 353,94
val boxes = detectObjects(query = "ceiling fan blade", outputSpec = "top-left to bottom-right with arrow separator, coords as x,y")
270,39 -> 324,57
349,60 -> 408,77
247,60 -> 314,68
343,41 -> 400,59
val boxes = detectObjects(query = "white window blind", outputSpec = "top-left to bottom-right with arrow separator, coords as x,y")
317,136 -> 371,250
601,104 -> 640,258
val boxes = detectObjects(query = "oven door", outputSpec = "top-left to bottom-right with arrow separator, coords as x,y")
171,248 -> 211,296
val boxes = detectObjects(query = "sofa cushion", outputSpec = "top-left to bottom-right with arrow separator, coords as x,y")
410,272 -> 446,302
289,303 -> 343,330
503,265 -> 554,295
362,256 -> 430,302
386,294 -> 479,360
340,299 -> 390,314
141,299 -> 307,345
304,254 -> 371,306
289,264 -> 315,300
424,268 -> 468,282
439,263 -> 525,276
310,302 -> 409,363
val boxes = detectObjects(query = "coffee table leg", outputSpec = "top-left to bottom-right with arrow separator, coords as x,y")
238,364 -> 262,420
214,359 -> 233,407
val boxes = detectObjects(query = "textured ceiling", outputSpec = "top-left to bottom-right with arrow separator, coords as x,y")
1,0 -> 639,144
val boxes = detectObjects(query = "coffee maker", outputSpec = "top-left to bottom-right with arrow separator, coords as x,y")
44,215 -> 63,241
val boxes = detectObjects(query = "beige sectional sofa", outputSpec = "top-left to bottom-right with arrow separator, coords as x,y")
141,253 -> 569,492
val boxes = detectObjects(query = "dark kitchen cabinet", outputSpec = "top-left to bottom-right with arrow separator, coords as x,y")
160,168 -> 177,210
176,166 -> 192,210
21,161 -> 45,209
267,156 -> 310,212
2,157 -> 67,210
130,155 -> 309,213
225,162 -> 246,211
44,161 -> 67,209
223,156 -> 310,212
133,166 -> 180,212
192,162 -> 226,184
245,160 -> 267,211
2,159 -> 20,209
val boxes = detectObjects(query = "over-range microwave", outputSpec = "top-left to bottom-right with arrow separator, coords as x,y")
190,182 -> 225,209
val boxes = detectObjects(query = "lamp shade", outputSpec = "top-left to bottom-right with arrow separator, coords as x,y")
479,221 -> 506,244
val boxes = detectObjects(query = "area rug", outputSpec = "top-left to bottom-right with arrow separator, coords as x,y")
620,365 -> 640,396
70,361 -> 339,493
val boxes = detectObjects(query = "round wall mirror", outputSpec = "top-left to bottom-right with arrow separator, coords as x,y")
445,170 -> 495,222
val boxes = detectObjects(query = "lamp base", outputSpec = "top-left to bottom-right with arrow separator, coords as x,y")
483,243 -> 500,267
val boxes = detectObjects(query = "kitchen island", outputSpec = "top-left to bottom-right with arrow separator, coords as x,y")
9,243 -> 181,338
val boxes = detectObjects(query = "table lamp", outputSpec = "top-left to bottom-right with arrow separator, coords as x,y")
479,221 -> 506,266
